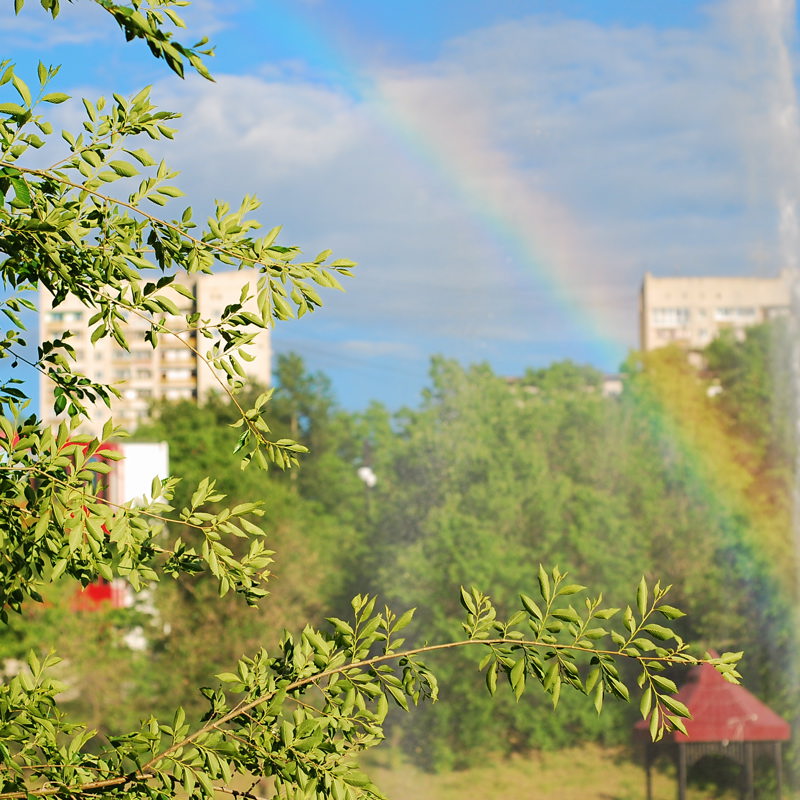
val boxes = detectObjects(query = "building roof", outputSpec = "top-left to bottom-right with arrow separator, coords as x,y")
635,661 -> 790,743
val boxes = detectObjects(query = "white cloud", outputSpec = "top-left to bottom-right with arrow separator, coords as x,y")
0,1 -> 108,46
178,0 -> 245,38
156,75 -> 363,175
340,339 -> 419,358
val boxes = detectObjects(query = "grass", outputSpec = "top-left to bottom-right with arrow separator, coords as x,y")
229,742 -> 795,799
359,744 -> 749,800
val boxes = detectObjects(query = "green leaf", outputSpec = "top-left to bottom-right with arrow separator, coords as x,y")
520,593 -> 543,620
537,564 -> 551,604
640,686 -> 652,718
121,147 -> 156,167
650,674 -> 677,693
11,74 -> 31,106
557,583 -> 586,596
42,92 -> 70,104
668,714 -> 689,736
656,604 -> 686,620
594,607 -> 620,620
551,675 -> 562,708
642,623 -> 675,641
459,586 -> 477,614
486,661 -> 498,695
51,559 -> 67,581
636,576 -> 647,617
649,707 -> 660,740
33,510 -> 51,541
344,771 -> 371,788
158,185 -> 184,198
109,160 -> 139,177
551,607 -> 581,624
0,102 -> 27,116
608,677 -> 629,701
9,176 -> 30,206
393,608 -> 415,632
510,658 -> 526,700
593,683 -> 604,714
661,695 -> 691,718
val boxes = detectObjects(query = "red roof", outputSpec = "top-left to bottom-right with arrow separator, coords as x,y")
635,662 -> 790,743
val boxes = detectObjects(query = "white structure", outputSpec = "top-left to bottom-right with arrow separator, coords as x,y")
639,271 -> 792,352
108,441 -> 170,507
39,271 -> 271,434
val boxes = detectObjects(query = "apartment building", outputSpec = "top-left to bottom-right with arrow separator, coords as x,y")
39,271 -> 271,434
639,270 -> 793,352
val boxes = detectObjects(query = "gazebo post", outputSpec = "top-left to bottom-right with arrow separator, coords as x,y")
775,740 -> 783,800
644,742 -> 653,800
744,742 -> 754,800
677,743 -> 687,800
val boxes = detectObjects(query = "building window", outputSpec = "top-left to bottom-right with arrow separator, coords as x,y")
652,307 -> 689,327
48,310 -> 83,323
164,349 -> 190,362
714,307 -> 757,322
163,368 -> 193,381
165,388 -> 192,401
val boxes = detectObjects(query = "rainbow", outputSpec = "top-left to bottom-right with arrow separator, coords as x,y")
247,2 -> 628,371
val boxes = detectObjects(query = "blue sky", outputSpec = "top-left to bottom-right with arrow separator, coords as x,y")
2,0 -> 799,410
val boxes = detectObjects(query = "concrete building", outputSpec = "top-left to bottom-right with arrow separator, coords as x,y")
39,271 -> 271,434
639,270 -> 792,352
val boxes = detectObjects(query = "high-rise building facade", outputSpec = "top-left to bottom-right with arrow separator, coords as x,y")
639,270 -> 792,352
39,271 -> 271,434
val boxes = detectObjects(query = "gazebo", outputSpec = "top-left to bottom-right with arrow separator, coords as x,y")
634,661 -> 791,800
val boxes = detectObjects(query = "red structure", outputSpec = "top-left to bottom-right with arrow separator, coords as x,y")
635,661 -> 790,800
68,440 -> 127,610
71,578 -> 127,611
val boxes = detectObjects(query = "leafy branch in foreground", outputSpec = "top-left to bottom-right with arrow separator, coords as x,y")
0,28 -> 352,613
0,417 -> 275,613
0,572 -> 742,800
